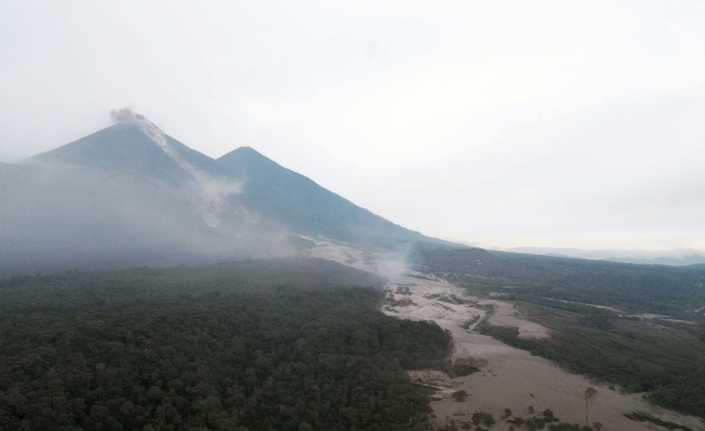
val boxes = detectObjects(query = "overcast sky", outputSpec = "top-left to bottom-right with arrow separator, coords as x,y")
2,0 -> 704,250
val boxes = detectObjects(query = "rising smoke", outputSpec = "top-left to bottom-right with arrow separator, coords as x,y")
0,111 -> 301,274
110,107 -> 145,124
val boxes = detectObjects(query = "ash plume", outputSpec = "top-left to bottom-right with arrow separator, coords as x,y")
110,107 -> 144,124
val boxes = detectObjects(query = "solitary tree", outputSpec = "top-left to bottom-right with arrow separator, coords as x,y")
585,387 -> 597,425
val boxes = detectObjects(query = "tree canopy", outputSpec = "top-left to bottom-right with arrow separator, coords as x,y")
0,259 -> 452,431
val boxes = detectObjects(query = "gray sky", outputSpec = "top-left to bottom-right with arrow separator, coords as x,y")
2,0 -> 705,250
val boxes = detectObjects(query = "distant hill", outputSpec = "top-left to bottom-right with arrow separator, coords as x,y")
0,110 -> 455,273
505,246 -> 705,266
411,247 -> 705,317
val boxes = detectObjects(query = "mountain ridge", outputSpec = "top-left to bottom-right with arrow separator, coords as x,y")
1,112 -> 457,273
27,115 -> 450,247
216,146 -> 436,245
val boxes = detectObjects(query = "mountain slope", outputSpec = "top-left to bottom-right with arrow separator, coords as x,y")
31,115 -> 223,186
217,147 -> 450,246
29,113 -> 452,247
33,123 -> 187,185
30,114 -> 244,229
1,111 -> 456,273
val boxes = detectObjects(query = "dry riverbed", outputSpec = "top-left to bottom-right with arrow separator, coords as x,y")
309,239 -> 705,431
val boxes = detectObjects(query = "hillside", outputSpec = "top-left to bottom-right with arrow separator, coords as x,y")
217,147 -> 442,246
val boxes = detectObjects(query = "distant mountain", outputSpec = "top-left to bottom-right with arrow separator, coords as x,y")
0,110 -> 454,273
504,246 -> 705,267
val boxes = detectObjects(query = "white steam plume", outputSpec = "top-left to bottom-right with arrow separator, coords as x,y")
110,108 -> 143,124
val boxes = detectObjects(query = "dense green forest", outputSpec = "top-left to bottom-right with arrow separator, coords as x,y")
412,248 -> 705,417
0,259 -> 452,431
411,248 -> 705,318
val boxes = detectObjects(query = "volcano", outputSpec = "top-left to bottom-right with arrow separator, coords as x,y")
0,110 -> 455,273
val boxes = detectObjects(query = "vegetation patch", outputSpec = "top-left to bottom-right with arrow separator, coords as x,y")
471,411 -> 495,427
0,259 -> 452,431
623,411 -> 695,431
447,357 -> 483,377
389,297 -> 418,307
451,390 -> 468,402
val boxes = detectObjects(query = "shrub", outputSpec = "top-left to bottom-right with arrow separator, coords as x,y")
452,390 -> 469,402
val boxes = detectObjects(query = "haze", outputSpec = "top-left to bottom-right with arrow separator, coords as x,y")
2,0 -> 704,251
